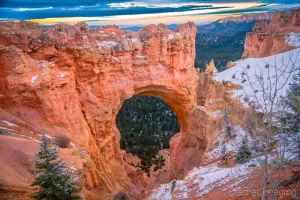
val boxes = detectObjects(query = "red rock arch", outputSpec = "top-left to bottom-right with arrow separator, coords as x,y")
0,21 -> 210,198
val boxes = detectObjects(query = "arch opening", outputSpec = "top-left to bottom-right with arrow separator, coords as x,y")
116,95 -> 181,176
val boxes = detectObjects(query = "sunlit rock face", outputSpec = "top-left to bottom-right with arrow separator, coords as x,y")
242,8 -> 300,58
0,21 -> 218,198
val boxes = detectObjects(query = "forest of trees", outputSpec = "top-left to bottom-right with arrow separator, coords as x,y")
194,31 -> 247,72
116,96 -> 180,175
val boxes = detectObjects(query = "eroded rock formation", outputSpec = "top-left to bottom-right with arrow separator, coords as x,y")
0,20 -> 218,198
242,8 -> 300,58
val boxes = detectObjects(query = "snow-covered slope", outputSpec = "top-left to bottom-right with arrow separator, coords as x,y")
215,48 -> 300,109
149,49 -> 300,200
149,126 -> 254,200
286,32 -> 300,47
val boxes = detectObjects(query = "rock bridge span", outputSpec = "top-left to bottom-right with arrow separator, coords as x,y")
0,21 -> 227,198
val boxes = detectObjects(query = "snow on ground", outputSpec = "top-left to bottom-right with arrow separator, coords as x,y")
0,127 -> 40,142
149,126 -> 253,200
97,41 -> 117,47
209,110 -> 222,119
286,32 -> 300,47
214,48 -> 300,109
60,72 -> 68,78
0,120 -> 17,127
149,163 -> 251,200
206,126 -> 253,163
31,75 -> 38,84
168,34 -> 174,41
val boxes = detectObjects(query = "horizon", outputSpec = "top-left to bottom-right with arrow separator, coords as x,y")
1,1 -> 300,26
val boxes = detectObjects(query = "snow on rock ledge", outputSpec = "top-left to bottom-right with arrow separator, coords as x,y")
214,48 -> 300,108
286,32 -> 300,47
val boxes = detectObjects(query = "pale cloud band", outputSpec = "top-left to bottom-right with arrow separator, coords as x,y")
0,1 -> 299,26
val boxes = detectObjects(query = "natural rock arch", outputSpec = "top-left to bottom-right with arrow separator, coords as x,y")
0,21 -> 215,198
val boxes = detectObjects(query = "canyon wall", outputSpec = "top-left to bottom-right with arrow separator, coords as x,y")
242,8 -> 300,58
0,21 -> 215,198
219,12 -> 272,24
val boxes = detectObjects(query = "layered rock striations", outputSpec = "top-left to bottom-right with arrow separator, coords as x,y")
242,8 -> 300,58
219,12 -> 272,24
0,21 -> 218,198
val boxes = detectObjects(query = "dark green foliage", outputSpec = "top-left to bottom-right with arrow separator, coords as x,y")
285,73 -> 300,132
113,192 -> 130,200
197,20 -> 257,35
120,137 -> 126,150
30,135 -> 81,200
223,108 -> 235,138
194,31 -> 246,72
154,155 -> 166,172
236,137 -> 252,164
221,144 -> 228,162
281,73 -> 300,161
116,96 -> 180,175
170,180 -> 177,193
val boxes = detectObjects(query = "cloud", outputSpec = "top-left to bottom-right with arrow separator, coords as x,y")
0,0 -> 299,25
12,7 -> 53,11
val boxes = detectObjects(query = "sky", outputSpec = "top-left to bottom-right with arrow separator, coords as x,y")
0,0 -> 299,26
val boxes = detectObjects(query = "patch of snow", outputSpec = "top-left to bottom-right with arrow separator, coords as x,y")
97,41 -> 118,53
149,184 -> 172,200
214,48 -> 300,109
31,75 -> 38,84
191,164 -> 250,197
168,34 -> 174,41
97,41 -> 117,47
41,62 -> 46,76
135,55 -> 145,59
99,30 -> 104,33
82,35 -> 88,40
111,32 -> 116,35
0,128 -> 40,142
149,162 -> 250,200
0,120 -> 17,127
16,65 -> 21,70
41,133 -> 52,139
60,72 -> 68,78
206,126 -> 253,163
70,166 -> 77,171
209,110 -> 222,119
131,38 -> 138,43
285,32 -> 300,47
112,56 -> 120,62
70,142 -> 76,147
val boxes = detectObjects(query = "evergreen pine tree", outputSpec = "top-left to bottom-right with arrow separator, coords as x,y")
170,179 -> 177,193
120,137 -> 126,150
221,143 -> 228,162
223,108 -> 234,138
30,135 -> 81,200
283,73 -> 300,160
235,136 -> 252,164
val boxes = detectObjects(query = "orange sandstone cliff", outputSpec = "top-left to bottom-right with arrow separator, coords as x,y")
0,21 -> 225,199
242,8 -> 300,58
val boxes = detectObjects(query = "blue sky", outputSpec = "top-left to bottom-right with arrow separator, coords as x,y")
0,0 -> 299,25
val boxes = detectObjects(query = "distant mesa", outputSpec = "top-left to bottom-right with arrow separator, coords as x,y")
242,8 -> 300,58
198,12 -> 272,35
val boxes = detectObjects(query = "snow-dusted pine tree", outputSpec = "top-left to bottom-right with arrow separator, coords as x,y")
282,73 -> 300,161
223,108 -> 234,138
235,136 -> 252,164
30,135 -> 81,200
